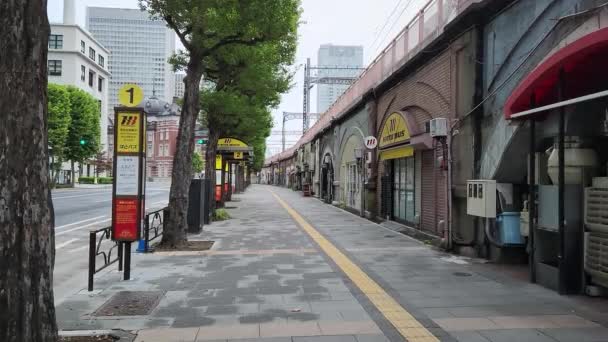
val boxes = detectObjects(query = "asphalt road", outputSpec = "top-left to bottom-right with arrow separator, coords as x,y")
51,182 -> 170,303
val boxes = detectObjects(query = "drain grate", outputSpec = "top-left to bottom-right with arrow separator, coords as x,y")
93,291 -> 164,316
384,235 -> 395,238
225,206 -> 238,209
453,272 -> 472,277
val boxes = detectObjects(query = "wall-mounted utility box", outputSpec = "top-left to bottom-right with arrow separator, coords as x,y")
467,180 -> 496,218
429,118 -> 448,137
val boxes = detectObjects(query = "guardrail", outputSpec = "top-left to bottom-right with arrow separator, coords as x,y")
139,207 -> 166,253
88,226 -> 122,291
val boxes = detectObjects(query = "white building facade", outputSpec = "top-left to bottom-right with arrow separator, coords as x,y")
48,23 -> 111,152
86,7 -> 176,108
316,44 -> 363,113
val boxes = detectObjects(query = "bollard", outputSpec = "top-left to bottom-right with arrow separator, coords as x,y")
88,231 -> 96,291
136,238 -> 147,253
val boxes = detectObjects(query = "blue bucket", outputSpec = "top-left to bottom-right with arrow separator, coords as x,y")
497,212 -> 525,246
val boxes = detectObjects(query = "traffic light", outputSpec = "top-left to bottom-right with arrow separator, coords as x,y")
79,139 -> 86,145
197,139 -> 207,144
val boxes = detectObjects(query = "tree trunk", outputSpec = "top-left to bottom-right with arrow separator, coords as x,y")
204,129 -> 220,213
161,61 -> 204,248
0,1 -> 58,341
71,160 -> 75,186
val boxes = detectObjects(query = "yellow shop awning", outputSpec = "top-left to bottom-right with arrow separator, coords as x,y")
380,145 -> 414,161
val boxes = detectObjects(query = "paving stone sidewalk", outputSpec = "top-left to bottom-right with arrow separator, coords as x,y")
56,185 -> 608,342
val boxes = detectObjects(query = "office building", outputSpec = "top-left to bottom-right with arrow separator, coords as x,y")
316,44 -> 363,113
86,7 -> 175,109
175,73 -> 185,98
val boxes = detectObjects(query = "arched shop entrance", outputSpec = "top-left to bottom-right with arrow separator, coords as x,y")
321,153 -> 334,204
500,27 -> 608,295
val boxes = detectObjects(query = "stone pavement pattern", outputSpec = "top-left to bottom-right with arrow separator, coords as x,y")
56,185 -> 608,342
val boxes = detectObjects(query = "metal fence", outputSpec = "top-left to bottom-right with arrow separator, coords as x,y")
88,226 -> 122,291
140,207 -> 166,253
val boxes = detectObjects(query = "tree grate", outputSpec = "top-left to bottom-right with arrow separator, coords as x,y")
93,291 -> 164,316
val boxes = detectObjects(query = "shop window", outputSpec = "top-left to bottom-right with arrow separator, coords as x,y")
391,156 -> 415,224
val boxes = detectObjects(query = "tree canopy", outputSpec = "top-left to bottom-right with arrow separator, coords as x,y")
48,83 -> 72,178
138,0 -> 301,247
64,86 -> 101,165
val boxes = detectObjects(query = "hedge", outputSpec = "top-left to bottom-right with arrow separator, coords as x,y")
77,176 -> 113,184
98,177 -> 113,184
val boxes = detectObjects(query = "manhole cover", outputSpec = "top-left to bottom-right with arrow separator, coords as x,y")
453,272 -> 472,277
155,240 -> 214,252
93,291 -> 164,316
384,235 -> 395,238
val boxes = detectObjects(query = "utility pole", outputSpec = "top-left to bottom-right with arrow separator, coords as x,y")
302,58 -> 365,133
282,111 -> 321,151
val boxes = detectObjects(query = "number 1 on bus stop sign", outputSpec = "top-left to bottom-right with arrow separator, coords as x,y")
118,83 -> 144,107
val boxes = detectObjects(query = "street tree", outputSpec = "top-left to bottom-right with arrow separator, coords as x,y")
48,83 -> 72,184
65,86 -> 101,183
139,0 -> 301,248
0,1 -> 59,341
201,38 -> 297,207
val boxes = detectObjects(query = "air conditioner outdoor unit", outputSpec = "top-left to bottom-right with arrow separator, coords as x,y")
429,118 -> 448,137
585,232 -> 608,289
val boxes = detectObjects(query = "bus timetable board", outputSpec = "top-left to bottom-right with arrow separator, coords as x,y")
112,107 -> 146,242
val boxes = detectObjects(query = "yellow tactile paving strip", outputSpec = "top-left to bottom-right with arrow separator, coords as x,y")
271,192 -> 440,342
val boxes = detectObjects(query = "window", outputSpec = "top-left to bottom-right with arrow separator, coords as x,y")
98,76 -> 104,92
97,100 -> 102,114
81,65 -> 86,81
89,47 -> 96,60
48,60 -> 62,76
391,157 -> 415,224
88,70 -> 94,87
98,55 -> 104,68
49,34 -> 63,49
81,40 -> 85,53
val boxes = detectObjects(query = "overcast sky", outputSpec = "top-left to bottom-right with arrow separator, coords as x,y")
47,0 -> 426,157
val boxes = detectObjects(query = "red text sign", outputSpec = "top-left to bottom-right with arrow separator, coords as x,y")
113,198 -> 139,241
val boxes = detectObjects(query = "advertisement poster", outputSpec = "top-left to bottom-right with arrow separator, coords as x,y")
113,198 -> 139,241
115,156 -> 139,196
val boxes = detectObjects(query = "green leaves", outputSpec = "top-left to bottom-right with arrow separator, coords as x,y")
48,83 -> 72,160
192,151 -> 204,173
64,86 -> 101,163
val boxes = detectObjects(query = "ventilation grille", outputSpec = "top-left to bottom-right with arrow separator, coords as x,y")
585,232 -> 608,288
585,188 -> 608,233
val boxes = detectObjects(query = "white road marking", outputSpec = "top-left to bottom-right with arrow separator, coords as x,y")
55,238 -> 79,250
67,245 -> 89,253
55,218 -> 112,236
55,216 -> 106,230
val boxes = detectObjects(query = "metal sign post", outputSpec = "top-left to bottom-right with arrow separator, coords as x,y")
112,84 -> 146,281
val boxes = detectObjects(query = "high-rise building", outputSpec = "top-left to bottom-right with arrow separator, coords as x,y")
316,44 -> 364,113
48,0 -> 112,183
175,73 -> 185,98
86,7 -> 175,110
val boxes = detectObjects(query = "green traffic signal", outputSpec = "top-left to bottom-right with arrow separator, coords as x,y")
197,139 -> 206,144
79,139 -> 86,145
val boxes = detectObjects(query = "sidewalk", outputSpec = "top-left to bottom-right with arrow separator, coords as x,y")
56,185 -> 608,342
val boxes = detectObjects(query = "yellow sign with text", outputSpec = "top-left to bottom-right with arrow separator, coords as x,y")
234,151 -> 243,160
379,112 -> 410,148
116,112 -> 141,153
215,155 -> 222,170
218,138 -> 248,148
118,83 -> 144,107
